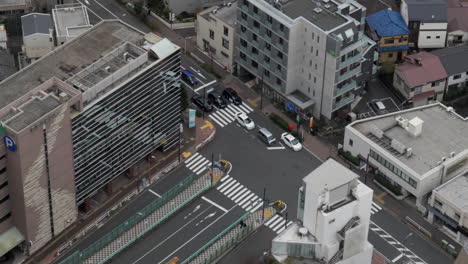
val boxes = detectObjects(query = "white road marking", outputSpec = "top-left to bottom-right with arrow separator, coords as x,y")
213,110 -> 232,124
217,177 -> 234,190
238,105 -> 250,113
238,193 -> 256,207
228,185 -> 246,199
267,146 -> 286,150
267,216 -> 284,228
233,190 -> 251,204
192,160 -> 210,174
249,202 -> 263,213
148,189 -> 161,197
222,182 -> 241,196
194,80 -> 216,92
230,104 -> 247,114
370,228 -> 380,232
187,156 -> 207,170
242,102 -> 254,111
210,112 -> 228,126
185,154 -> 204,168
184,152 -> 200,164
194,163 -> 211,175
223,106 -> 236,116
272,219 -> 287,233
219,179 -> 238,193
224,184 -> 243,198
157,206 -> 235,264
372,202 -> 382,210
209,115 -> 224,127
220,175 -> 231,182
202,196 -> 228,213
218,109 -> 235,121
265,215 -> 280,226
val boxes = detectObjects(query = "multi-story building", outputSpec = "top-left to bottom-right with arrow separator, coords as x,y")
236,0 -> 376,120
52,3 -> 92,45
427,170 -> 468,245
343,103 -> 468,212
196,1 -> 237,72
400,0 -> 447,49
0,20 -> 181,257
272,159 -> 373,263
431,45 -> 468,93
447,0 -> 468,46
393,52 -> 447,106
365,9 -> 409,65
21,13 -> 54,60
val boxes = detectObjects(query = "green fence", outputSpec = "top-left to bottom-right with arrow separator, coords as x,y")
180,211 -> 252,264
59,173 -> 202,264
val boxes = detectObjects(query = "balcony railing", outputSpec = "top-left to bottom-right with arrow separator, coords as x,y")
337,66 -> 361,83
337,55 -> 361,70
334,93 -> 355,110
334,80 -> 357,96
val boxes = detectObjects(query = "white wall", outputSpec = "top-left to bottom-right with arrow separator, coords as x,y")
23,33 -> 54,59
447,72 -> 468,88
400,1 -> 409,25
418,23 -> 447,48
447,30 -> 468,46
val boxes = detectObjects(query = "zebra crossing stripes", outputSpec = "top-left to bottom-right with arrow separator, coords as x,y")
265,214 -> 292,234
371,202 -> 382,215
184,153 -> 211,175
208,102 -> 254,128
216,175 -> 264,213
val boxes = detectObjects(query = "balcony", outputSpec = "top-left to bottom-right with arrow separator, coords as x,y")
338,55 -> 361,70
334,93 -> 355,110
241,4 -> 249,12
334,80 -> 357,96
337,66 -> 361,83
373,51 -> 379,61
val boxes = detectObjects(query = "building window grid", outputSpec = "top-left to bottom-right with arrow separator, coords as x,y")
369,149 -> 417,188
239,11 -> 287,44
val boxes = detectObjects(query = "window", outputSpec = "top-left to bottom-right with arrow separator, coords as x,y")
0,195 -> 8,204
308,73 -> 311,80
279,38 -> 284,45
454,213 -> 461,221
0,168 -> 5,175
388,53 -> 393,58
209,30 -> 214,40
252,61 -> 258,68
264,55 -> 270,63
266,29 -> 272,37
253,5 -> 258,14
329,219 -> 335,224
431,81 -> 438,87
241,12 -> 247,20
426,36 -> 431,39
277,64 -> 281,71
253,33 -> 258,42
309,60 -> 312,66
221,51 -> 229,58
265,43 -> 271,50
317,36 -> 320,43
315,50 -> 318,56
264,69 -> 270,77
314,64 -> 317,70
0,212 -> 11,224
240,52 -> 246,60
454,74 -> 462,80
222,38 -> 229,49
240,39 -> 247,47
254,21 -> 260,28
0,181 -> 7,189
276,77 -> 282,85
243,0 -> 249,7
434,199 -> 443,207
267,15 -> 272,24
312,32 -> 315,40
369,149 -> 417,188
240,25 -> 246,33
436,36 -> 440,39
349,139 -> 353,146
252,47 -> 258,54
223,26 -> 229,36
384,39 -> 394,44
279,24 -> 284,31
277,51 -> 283,59
314,77 -> 317,83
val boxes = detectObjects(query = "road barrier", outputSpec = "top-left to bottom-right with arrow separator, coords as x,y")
405,216 -> 432,238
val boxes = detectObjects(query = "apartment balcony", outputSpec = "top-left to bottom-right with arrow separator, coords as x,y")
338,55 -> 361,70
337,66 -> 361,83
241,4 -> 249,12
334,93 -> 355,110
334,80 -> 357,97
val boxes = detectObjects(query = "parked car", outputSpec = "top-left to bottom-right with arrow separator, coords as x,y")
281,133 -> 302,151
370,100 -> 386,114
181,70 -> 198,86
208,91 -> 227,108
258,128 -> 276,145
191,95 -> 213,112
236,112 -> 255,130
222,87 -> 242,106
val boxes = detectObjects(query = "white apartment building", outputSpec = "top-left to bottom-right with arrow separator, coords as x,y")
236,0 -> 376,120
400,0 -> 447,49
21,13 -> 54,60
196,2 -> 237,72
52,3 -> 91,45
272,159 -> 373,264
427,170 -> 468,245
343,103 -> 468,212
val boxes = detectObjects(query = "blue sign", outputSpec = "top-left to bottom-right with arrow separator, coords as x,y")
3,136 -> 16,152
286,102 -> 295,113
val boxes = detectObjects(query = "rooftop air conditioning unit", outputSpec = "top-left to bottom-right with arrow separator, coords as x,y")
324,4 -> 331,8
123,52 -> 129,61
227,2 -> 232,6
314,7 -> 322,13
370,124 -> 384,139
441,157 -> 447,162
450,151 -> 456,158
407,117 -> 423,137
406,148 -> 412,158
391,139 -> 406,154
59,92 -> 67,101
446,106 -> 454,112
104,66 -> 111,72
212,8 -> 217,14
396,116 -> 408,129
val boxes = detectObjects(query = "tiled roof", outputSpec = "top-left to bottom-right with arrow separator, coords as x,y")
366,10 -> 409,37
396,52 -> 448,88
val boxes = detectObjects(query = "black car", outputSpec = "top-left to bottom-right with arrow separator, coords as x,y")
191,95 -> 213,112
222,87 -> 242,106
208,91 -> 227,108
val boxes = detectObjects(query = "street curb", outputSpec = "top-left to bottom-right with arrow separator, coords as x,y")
195,129 -> 216,151
373,180 -> 406,200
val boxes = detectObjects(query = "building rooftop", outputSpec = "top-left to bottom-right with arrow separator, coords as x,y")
0,49 -> 16,82
352,103 -> 468,175
405,0 -> 447,22
282,0 -> 347,31
433,170 -> 468,214
448,7 -> 468,33
0,20 -> 144,110
431,45 -> 468,76
0,0 -> 25,8
366,9 -> 409,37
201,2 -> 238,27
396,52 -> 447,88
21,13 -> 52,37
303,159 -> 358,194
52,3 -> 90,38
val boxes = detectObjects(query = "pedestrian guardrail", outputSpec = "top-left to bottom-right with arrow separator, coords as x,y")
59,172 -> 207,264
405,216 -> 432,238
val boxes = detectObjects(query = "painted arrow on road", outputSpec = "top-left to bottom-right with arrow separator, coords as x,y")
196,212 -> 217,226
184,205 -> 201,219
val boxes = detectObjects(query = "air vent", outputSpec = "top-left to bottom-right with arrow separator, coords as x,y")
314,7 -> 322,13
450,151 -> 456,158
324,4 -> 331,8
370,124 -> 383,139
391,139 -> 406,154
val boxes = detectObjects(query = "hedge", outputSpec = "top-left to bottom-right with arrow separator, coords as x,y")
374,172 -> 402,196
338,148 -> 360,166
270,113 -> 289,131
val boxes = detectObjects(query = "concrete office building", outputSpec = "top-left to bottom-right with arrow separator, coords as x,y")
196,1 -> 237,72
343,103 -> 468,212
52,3 -> 92,45
21,13 -> 54,60
272,159 -> 373,264
236,0 -> 376,120
427,170 -> 468,245
0,20 -> 181,257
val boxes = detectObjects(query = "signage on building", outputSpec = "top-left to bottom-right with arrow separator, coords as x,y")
3,136 -> 16,152
188,109 -> 196,128
286,102 -> 295,113
0,123 -> 5,135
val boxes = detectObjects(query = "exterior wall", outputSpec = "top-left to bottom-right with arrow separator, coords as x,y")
23,33 -> 54,59
0,146 -> 12,235
447,72 -> 468,89
393,70 -> 446,104
377,35 -> 409,64
447,30 -> 468,47
196,7 -> 236,72
400,0 -> 409,25
417,22 -> 448,49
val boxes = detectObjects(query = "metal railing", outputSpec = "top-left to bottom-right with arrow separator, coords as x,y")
59,173 -> 203,264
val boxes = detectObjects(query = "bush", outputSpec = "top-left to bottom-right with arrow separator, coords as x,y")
270,113 -> 290,131
338,148 -> 360,166
374,172 -> 402,196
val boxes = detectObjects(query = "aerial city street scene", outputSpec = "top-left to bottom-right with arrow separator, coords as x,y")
0,0 -> 467,263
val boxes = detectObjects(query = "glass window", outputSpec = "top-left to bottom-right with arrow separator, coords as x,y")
243,0 -> 249,7
264,69 -> 270,77
253,5 -> 258,13
253,34 -> 258,42
241,25 -> 246,33
241,12 -> 247,20
277,51 -> 283,59
267,15 -> 272,24
209,30 -> 214,40
222,38 -> 229,49
254,21 -> 260,28
252,61 -> 258,68
265,43 -> 271,50
279,38 -> 284,45
223,26 -> 229,36
279,24 -> 284,31
276,77 -> 282,85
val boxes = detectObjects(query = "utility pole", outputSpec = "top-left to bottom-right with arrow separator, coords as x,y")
203,86 -> 206,120
262,187 -> 266,221
178,123 -> 182,163
210,152 -> 214,185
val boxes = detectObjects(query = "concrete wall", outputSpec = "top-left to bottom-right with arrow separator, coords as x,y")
418,22 -> 447,49
23,33 -> 54,59
168,0 -> 223,14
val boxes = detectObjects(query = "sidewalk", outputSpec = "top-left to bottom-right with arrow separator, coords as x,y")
27,116 -> 215,264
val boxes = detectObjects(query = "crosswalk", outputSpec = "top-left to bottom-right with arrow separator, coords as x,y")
208,102 -> 254,128
184,152 -> 211,175
371,202 -> 382,215
265,214 -> 293,234
216,175 -> 264,214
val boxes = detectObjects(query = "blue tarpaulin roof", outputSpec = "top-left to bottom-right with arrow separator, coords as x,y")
366,10 -> 409,37
378,45 -> 409,52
